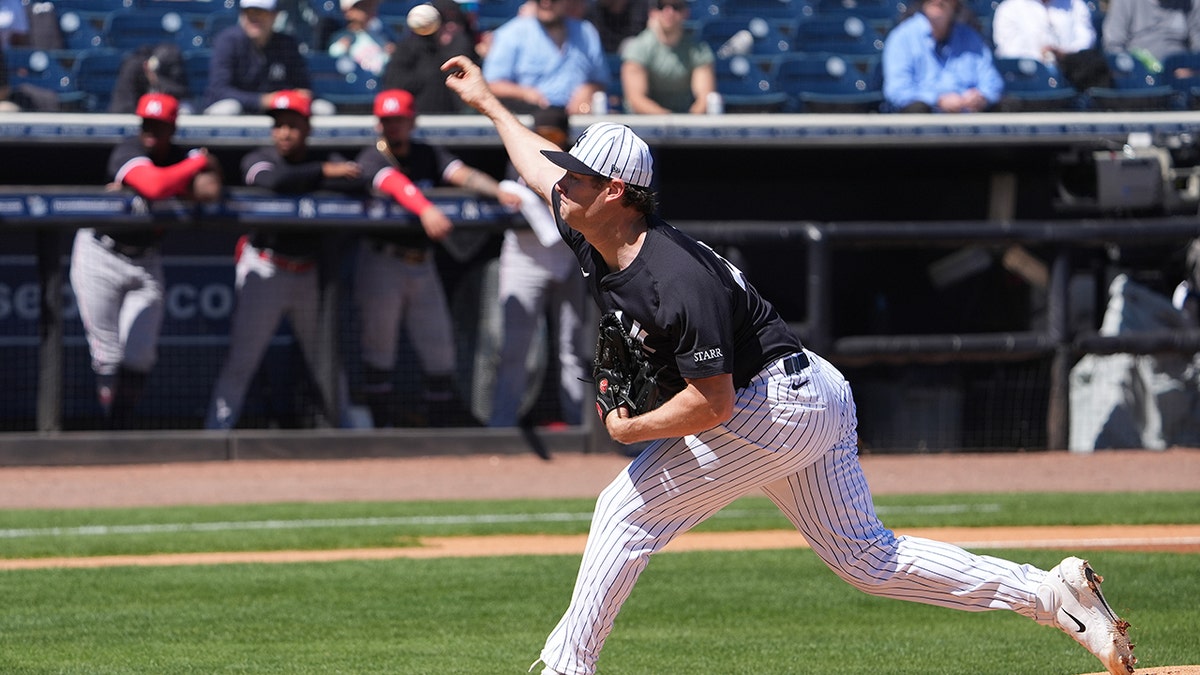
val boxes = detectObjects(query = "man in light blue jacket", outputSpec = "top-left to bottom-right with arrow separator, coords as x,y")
882,0 -> 1004,112
482,0 -> 610,115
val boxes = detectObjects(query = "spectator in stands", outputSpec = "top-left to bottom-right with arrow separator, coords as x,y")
346,89 -> 520,427
992,0 -> 1096,67
71,93 -> 222,429
381,0 -> 480,113
204,0 -> 336,115
882,0 -> 1004,112
1102,0 -> 1200,73
587,0 -> 650,54
0,0 -> 30,49
205,90 -> 360,430
110,43 -> 192,115
489,106 -> 588,428
482,0 -> 610,114
327,0 -> 396,76
619,0 -> 716,114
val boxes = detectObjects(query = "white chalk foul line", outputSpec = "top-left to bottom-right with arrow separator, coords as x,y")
0,504 -> 1001,540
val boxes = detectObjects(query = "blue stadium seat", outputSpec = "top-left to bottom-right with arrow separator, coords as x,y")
71,49 -> 126,112
307,54 -> 380,114
774,52 -> 882,112
476,0 -> 526,31
1162,51 -> 1200,109
993,57 -> 1080,111
49,0 -> 135,11
103,9 -> 194,50
814,0 -> 903,21
712,54 -> 788,112
139,0 -> 238,11
57,10 -> 108,51
966,0 -> 999,19
183,49 -> 212,111
4,48 -> 87,110
1086,51 -> 1178,111
604,52 -> 625,112
378,0 -> 420,18
699,17 -> 792,56
204,11 -> 240,45
720,0 -> 814,21
789,15 -> 884,56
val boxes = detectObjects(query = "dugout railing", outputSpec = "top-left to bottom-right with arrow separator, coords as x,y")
3,186 -> 1199,464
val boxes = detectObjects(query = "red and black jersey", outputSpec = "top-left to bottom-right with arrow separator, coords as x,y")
553,191 -> 801,394
355,141 -> 459,248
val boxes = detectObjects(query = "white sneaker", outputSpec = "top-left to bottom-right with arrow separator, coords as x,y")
1038,557 -> 1135,675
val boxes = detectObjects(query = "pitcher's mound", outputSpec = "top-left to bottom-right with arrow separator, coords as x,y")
1084,662 -> 1200,667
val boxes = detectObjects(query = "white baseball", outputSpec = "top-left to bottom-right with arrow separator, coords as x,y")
407,4 -> 441,36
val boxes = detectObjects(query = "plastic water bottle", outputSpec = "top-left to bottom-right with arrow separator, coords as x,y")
716,30 -> 754,59
591,90 -> 608,115
706,92 -> 724,115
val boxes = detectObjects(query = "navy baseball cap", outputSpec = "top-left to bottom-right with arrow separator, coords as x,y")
541,122 -> 653,189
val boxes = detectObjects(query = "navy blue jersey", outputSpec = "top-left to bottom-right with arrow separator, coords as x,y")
240,146 -> 355,257
552,192 -> 801,393
355,140 -> 459,247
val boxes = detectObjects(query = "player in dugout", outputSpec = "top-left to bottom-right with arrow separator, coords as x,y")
70,92 -> 222,429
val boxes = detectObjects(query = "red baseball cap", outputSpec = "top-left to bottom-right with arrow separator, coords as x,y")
266,90 -> 312,118
374,89 -> 416,119
136,93 -> 179,125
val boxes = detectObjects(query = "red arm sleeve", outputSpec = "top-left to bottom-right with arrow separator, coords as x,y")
379,168 -> 434,214
122,153 -> 210,200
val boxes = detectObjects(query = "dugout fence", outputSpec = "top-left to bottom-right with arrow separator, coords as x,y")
3,186 -> 1199,464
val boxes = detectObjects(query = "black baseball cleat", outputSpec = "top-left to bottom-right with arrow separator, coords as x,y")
1038,557 -> 1135,675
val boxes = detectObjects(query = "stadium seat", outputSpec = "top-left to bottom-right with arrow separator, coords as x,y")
814,0 -> 903,22
139,0 -> 238,11
48,0 -> 135,11
604,52 -> 625,112
1162,51 -> 1200,109
71,49 -> 126,112
4,48 -> 87,110
204,12 -> 240,45
712,54 -> 789,112
57,10 -> 108,51
103,9 -> 194,51
307,54 -> 380,114
476,0 -> 526,31
719,0 -> 814,21
699,17 -> 792,57
377,0 -> 420,18
1086,51 -> 1178,111
775,52 -> 883,112
993,57 -> 1080,111
789,15 -> 884,56
183,49 -> 212,111
966,0 -> 999,19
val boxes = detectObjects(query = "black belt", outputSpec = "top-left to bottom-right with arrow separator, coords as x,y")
369,239 -> 430,263
94,232 -> 155,258
782,352 -> 809,375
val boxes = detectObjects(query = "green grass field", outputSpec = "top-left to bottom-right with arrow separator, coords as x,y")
1,492 -> 1197,674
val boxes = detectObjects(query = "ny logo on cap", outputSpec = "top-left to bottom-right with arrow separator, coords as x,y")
381,98 -> 400,114
145,100 -> 164,116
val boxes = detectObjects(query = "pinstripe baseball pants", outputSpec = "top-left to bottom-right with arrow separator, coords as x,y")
540,349 -> 1048,675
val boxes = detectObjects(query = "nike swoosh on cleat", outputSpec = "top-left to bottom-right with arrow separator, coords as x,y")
1062,609 -> 1087,633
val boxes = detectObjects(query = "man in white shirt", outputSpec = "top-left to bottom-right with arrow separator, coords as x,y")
992,0 -> 1096,68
